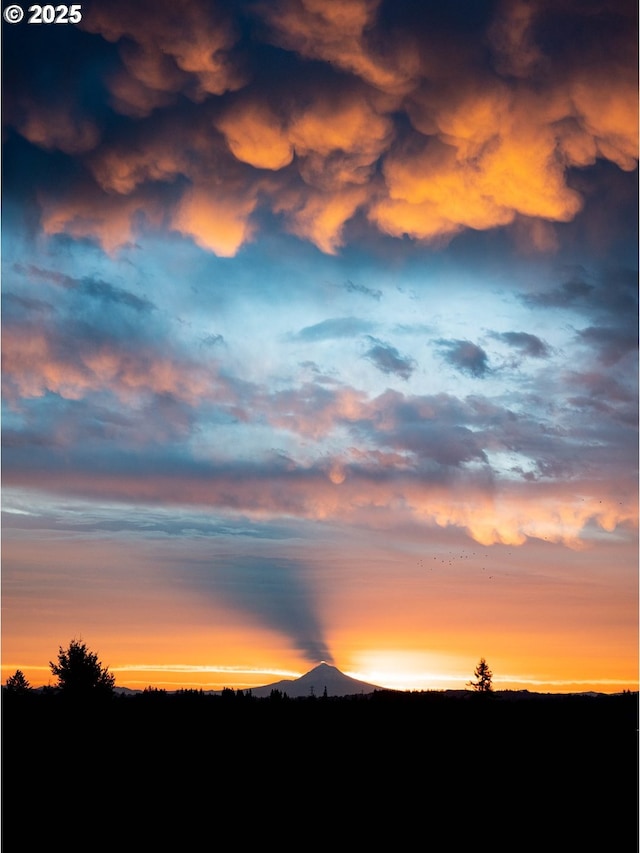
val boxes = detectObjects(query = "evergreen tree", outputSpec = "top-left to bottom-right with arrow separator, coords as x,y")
49,638 -> 115,696
468,658 -> 493,693
4,669 -> 31,695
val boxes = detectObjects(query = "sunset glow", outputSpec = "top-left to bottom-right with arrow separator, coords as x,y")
2,0 -> 637,695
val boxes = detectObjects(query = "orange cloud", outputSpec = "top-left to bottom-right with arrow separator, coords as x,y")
1,325 -> 216,405
82,0 -> 245,105
216,100 -> 294,171
4,458 -> 635,550
90,134 -> 193,195
569,72 -> 638,172
12,102 -> 100,155
258,0 -> 420,94
23,0 -> 636,257
216,87 -> 394,187
103,65 -> 179,119
372,81 -> 590,243
171,185 -> 258,257
274,184 -> 369,253
265,385 -> 369,438
40,184 -> 164,253
488,0 -> 545,78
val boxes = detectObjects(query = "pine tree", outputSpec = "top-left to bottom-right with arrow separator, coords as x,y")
5,669 -> 31,695
49,639 -> 115,696
468,658 -> 493,693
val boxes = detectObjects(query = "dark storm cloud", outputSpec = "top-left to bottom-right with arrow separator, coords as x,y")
491,331 -> 551,358
437,340 -> 490,378
363,337 -> 416,379
293,317 -> 375,342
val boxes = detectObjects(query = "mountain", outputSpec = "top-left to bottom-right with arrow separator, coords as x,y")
248,662 -> 385,698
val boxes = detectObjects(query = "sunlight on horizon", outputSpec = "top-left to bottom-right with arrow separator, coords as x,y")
5,660 -> 637,694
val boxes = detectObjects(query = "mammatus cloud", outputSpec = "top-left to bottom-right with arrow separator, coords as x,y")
256,0 -> 421,95
81,0 -> 247,110
5,0 -> 635,256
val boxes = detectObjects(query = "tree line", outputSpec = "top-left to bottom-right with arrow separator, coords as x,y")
4,637 -> 496,697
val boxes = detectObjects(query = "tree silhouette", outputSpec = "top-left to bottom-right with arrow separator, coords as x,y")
49,639 -> 115,696
4,669 -> 31,695
468,658 -> 493,693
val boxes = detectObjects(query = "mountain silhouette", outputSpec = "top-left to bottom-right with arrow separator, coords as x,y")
249,662 -> 385,698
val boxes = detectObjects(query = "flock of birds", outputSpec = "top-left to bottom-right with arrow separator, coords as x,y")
413,548 -> 516,580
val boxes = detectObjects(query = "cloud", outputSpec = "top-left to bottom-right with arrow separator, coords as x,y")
491,331 -> 551,359
81,0 -> 246,108
215,97 -> 294,171
522,268 -> 638,366
15,264 -> 155,312
577,326 -> 638,366
344,280 -> 382,300
363,337 -> 416,379
256,0 -> 420,95
264,383 -> 368,439
437,340 -> 490,377
39,181 -> 166,254
3,442 -> 634,548
10,101 -> 100,155
524,278 -> 594,309
2,292 -> 54,317
171,184 -> 259,257
1,316 -> 223,406
3,0 -> 633,259
293,317 -> 375,342
272,183 -> 370,254
201,333 -> 225,348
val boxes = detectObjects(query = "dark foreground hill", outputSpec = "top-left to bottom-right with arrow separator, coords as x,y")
3,689 -> 637,849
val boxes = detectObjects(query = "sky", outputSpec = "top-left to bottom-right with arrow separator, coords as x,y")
1,0 -> 638,693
